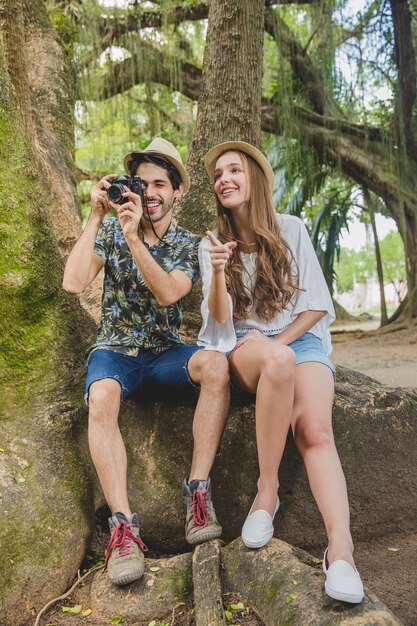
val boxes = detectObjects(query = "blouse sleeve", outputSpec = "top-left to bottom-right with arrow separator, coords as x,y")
197,235 -> 237,353
287,217 -> 336,327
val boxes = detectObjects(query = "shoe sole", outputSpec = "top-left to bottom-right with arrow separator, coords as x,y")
241,534 -> 273,549
109,570 -> 144,586
187,529 -> 222,545
325,582 -> 364,604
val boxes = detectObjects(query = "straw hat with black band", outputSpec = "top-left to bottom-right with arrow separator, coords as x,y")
123,137 -> 190,193
205,140 -> 275,194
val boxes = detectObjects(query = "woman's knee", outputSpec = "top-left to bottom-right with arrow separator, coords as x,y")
293,417 -> 334,452
261,344 -> 296,382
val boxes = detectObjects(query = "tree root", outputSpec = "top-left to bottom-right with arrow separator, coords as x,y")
33,563 -> 104,626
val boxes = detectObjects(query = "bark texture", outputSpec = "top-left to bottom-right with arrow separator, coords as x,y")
180,0 -> 265,235
0,2 -> 94,623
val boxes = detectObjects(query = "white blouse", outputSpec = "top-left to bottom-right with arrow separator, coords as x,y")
197,214 -> 335,355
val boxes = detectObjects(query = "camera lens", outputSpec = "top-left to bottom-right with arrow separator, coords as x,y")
107,183 -> 124,204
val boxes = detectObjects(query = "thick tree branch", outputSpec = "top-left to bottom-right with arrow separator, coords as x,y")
390,0 -> 417,160
95,44 -> 202,101
86,0 -> 315,64
264,9 -> 343,117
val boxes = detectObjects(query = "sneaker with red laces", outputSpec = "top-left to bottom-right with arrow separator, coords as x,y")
182,477 -> 222,545
105,512 -> 148,585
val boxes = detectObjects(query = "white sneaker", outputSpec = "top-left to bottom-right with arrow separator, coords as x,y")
323,548 -> 364,603
241,495 -> 279,549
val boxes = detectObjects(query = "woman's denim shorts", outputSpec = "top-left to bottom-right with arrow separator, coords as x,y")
229,331 -> 335,375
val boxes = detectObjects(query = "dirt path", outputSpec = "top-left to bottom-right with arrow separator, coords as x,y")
331,321 -> 417,625
331,321 -> 417,389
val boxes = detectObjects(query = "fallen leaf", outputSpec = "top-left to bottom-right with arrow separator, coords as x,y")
14,476 -> 25,485
292,579 -> 299,585
110,618 -> 122,625
224,609 -> 233,621
230,602 -> 244,610
285,593 -> 297,603
388,547 -> 400,552
149,566 -> 160,572
62,605 -> 82,614
148,621 -> 156,626
82,608 -> 92,616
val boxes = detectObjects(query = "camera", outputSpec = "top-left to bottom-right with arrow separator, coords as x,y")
107,175 -> 146,205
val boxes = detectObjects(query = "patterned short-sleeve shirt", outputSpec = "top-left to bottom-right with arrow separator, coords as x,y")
88,217 -> 200,356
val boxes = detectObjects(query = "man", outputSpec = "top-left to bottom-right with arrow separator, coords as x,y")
63,138 -> 229,586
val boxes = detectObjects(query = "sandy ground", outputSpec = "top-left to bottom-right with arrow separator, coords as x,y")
331,320 -> 417,626
331,320 -> 417,389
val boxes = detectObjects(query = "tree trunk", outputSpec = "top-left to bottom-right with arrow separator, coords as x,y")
0,2 -> 95,623
180,0 -> 265,235
364,188 -> 389,325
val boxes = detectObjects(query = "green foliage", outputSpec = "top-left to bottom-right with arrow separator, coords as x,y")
335,231 -> 406,295
47,3 -> 79,59
71,0 -> 406,298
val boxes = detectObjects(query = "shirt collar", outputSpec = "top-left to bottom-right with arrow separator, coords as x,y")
144,216 -> 178,247
163,217 -> 179,245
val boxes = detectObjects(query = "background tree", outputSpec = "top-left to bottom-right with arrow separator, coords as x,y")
72,0 -> 417,321
0,0 -> 95,622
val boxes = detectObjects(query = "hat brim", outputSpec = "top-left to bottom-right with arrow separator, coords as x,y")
205,141 -> 275,193
123,151 -> 190,193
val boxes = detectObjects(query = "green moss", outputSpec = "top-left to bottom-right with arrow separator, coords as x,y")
167,565 -> 193,600
264,578 -> 285,606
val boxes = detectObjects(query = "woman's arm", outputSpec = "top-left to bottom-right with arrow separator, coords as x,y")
274,310 -> 326,345
206,231 -> 236,324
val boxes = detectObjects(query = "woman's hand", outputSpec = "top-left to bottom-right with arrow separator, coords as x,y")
112,187 -> 144,241
206,230 -> 237,273
234,329 -> 267,351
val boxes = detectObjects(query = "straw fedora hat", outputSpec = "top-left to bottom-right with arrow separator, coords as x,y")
205,140 -> 275,193
123,137 -> 190,192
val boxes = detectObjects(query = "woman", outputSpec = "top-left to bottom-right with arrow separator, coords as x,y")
198,140 -> 364,604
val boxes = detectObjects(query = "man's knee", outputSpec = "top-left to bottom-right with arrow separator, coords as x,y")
88,378 -> 122,420
191,350 -> 230,387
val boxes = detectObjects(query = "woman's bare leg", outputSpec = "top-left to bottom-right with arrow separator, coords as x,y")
229,339 -> 295,516
291,362 -> 356,567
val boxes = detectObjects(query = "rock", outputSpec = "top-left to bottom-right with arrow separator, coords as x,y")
78,539 -> 401,625
85,365 -> 417,556
87,551 -> 192,623
221,538 -> 402,625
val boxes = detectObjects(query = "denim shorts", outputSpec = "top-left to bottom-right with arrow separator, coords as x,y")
84,344 -> 202,405
229,331 -> 335,375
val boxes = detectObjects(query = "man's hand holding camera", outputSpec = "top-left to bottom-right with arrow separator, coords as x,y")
112,187 -> 143,242
90,174 -> 117,220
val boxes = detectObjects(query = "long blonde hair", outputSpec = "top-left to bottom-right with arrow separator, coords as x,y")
215,151 -> 299,321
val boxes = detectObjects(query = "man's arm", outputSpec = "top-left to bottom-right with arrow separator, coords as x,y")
62,175 -> 115,294
115,189 -> 195,307
124,236 -> 193,306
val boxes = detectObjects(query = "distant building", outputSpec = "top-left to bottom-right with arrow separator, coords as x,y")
335,278 -> 406,311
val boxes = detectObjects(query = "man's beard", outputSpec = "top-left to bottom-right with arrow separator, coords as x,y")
142,197 -> 175,223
